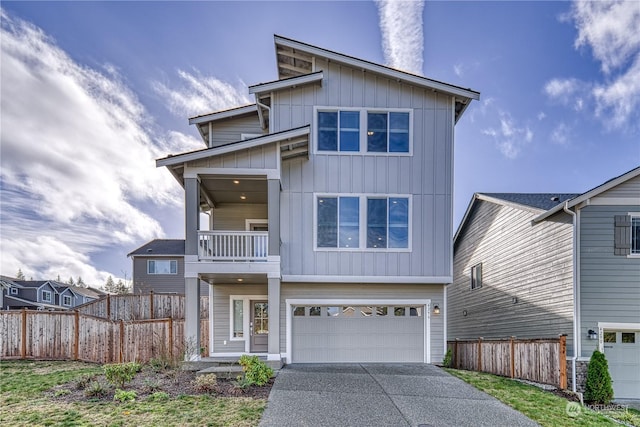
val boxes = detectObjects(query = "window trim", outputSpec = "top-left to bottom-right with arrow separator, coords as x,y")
62,295 -> 73,306
470,263 -> 483,290
10,287 -> 18,295
313,106 -> 413,156
42,289 -> 52,303
228,295 -> 268,351
629,212 -> 640,257
147,259 -> 178,275
313,193 -> 412,252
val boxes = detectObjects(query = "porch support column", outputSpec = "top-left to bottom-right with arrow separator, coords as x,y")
184,177 -> 200,256
267,273 -> 281,360
267,179 -> 280,257
184,277 -> 201,361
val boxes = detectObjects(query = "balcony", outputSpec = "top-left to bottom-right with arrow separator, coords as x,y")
198,231 -> 268,262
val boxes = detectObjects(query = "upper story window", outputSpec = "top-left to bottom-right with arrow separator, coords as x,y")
316,108 -> 412,154
10,287 -> 18,295
632,215 -> 639,255
148,260 -> 178,275
42,290 -> 52,303
62,295 -> 72,306
470,263 -> 483,290
315,194 -> 410,250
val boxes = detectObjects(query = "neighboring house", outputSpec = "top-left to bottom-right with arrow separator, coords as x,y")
127,239 -> 208,295
156,35 -> 479,365
0,278 -> 104,310
449,167 -> 640,399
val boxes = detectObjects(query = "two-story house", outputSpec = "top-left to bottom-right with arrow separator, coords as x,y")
449,167 -> 640,399
157,35 -> 479,364
0,278 -> 104,310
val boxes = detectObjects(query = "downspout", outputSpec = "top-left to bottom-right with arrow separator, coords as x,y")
564,201 -> 578,393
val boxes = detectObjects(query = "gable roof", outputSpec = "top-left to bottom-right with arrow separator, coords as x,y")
273,35 -> 480,122
533,166 -> 640,222
128,239 -> 186,257
454,192 -> 578,245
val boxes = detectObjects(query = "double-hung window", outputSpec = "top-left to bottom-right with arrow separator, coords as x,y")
42,290 -> 52,303
317,196 -> 360,248
62,295 -> 72,306
367,111 -> 410,153
147,260 -> 178,275
471,263 -> 483,290
316,108 -> 411,154
318,111 -> 360,151
366,198 -> 409,248
316,195 -> 410,250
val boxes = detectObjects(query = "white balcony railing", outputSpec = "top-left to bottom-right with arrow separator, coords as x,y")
198,231 -> 268,261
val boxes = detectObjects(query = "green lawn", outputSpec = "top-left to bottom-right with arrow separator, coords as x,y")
0,360 -> 266,427
446,368 -> 640,427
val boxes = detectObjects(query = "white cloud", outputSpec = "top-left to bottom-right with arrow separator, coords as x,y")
546,1 -> 640,130
453,63 -> 463,77
550,122 -> 572,145
375,0 -> 425,75
537,112 -> 546,121
482,112 -> 533,159
152,69 -> 251,119
0,11 -> 201,285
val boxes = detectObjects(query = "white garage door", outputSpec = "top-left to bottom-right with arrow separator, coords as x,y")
292,305 -> 425,363
603,330 -> 640,399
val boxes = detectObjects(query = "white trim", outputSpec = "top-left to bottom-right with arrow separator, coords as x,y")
312,106 -> 413,156
245,219 -> 269,231
282,275 -> 452,284
229,295 -> 267,353
189,104 -> 257,125
183,167 -> 279,180
630,213 -> 640,256
10,287 -> 18,295
249,71 -> 323,94
274,35 -> 480,101
597,323 -> 640,353
443,283 -> 447,358
157,126 -> 310,167
285,298 -> 431,364
209,352 -> 269,358
313,193 -> 412,252
62,295 -> 73,307
209,284 -> 214,356
588,197 -> 640,206
41,289 -> 53,303
147,259 -> 178,275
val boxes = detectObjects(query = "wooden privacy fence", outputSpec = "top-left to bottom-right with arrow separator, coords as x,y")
76,293 -> 209,321
0,309 -> 209,364
447,336 -> 567,389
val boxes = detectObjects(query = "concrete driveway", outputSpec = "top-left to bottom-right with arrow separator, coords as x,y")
259,364 -> 538,427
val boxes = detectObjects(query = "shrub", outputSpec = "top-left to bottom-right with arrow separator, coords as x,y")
194,373 -> 219,393
147,391 -> 169,402
143,378 -> 162,393
584,350 -> 614,404
442,349 -> 453,368
85,381 -> 109,398
238,355 -> 274,386
103,362 -> 142,389
114,389 -> 137,403
74,374 -> 96,390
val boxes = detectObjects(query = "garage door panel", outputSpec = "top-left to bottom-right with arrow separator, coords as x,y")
292,304 -> 425,363
603,330 -> 640,399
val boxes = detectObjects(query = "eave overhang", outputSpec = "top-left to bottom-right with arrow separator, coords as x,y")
249,71 -> 323,96
188,104 -> 257,125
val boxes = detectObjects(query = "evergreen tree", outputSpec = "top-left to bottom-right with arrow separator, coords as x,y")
584,350 -> 614,404
77,276 -> 85,287
104,276 -> 116,293
56,274 -> 61,282
114,279 -> 129,294
16,268 -> 25,280
67,277 -> 75,286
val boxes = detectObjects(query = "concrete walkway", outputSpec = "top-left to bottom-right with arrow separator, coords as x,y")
259,364 -> 539,427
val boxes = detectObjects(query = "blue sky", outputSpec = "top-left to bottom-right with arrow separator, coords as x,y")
1,1 -> 638,287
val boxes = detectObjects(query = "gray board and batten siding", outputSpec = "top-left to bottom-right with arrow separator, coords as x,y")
207,113 -> 264,148
450,198 -> 575,354
275,59 -> 455,279
579,204 -> 640,358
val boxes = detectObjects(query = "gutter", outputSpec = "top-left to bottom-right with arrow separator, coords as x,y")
563,201 -> 578,393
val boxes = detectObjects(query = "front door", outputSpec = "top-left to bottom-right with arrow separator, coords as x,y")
250,300 -> 268,353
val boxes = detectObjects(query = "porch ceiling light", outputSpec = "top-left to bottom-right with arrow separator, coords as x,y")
240,195 -> 247,200
237,278 -> 244,282
233,180 -> 240,184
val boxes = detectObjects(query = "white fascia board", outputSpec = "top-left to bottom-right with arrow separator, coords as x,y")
188,105 -> 257,125
282,275 -> 451,284
157,126 -> 310,168
534,166 -> 640,222
248,71 -> 323,95
275,35 -> 480,101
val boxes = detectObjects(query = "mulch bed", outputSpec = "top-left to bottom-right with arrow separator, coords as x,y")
50,366 -> 273,402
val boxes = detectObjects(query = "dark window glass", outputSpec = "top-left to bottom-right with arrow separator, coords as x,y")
603,332 -> 616,343
622,332 -> 635,343
309,307 -> 321,316
394,307 -> 406,316
339,197 -> 359,248
367,198 -> 387,248
367,113 -> 387,152
389,112 -> 409,152
389,198 -> 409,248
318,112 -> 338,151
339,111 -> 360,151
293,306 -> 305,316
317,198 -> 338,247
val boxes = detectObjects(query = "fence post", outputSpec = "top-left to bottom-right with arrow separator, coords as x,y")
510,336 -> 515,379
74,310 -> 80,361
453,339 -> 458,369
21,308 -> 27,359
119,319 -> 124,363
106,294 -> 111,320
559,334 -> 567,389
168,318 -> 173,360
477,337 -> 483,372
150,291 -> 154,320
